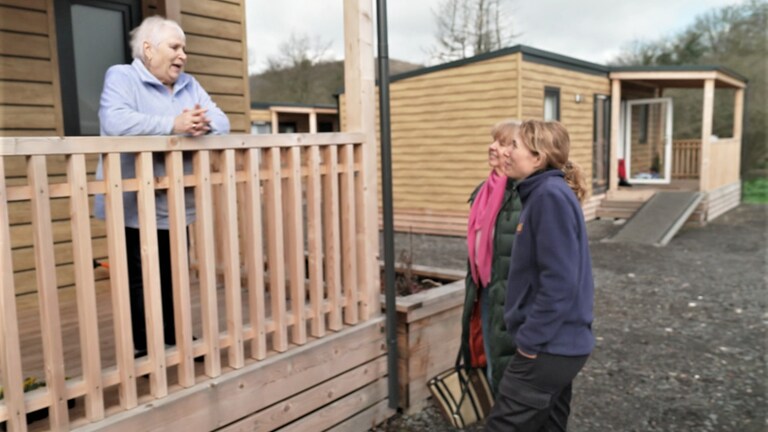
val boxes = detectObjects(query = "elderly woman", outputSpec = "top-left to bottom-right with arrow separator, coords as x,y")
460,119 -> 522,396
94,16 -> 230,358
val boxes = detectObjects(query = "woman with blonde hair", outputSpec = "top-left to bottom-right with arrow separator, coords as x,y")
486,120 -> 594,431
460,119 -> 522,396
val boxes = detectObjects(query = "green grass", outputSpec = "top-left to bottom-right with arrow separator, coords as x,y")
743,178 -> 768,204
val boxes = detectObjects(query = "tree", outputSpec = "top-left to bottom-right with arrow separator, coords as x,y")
249,33 -> 337,104
428,0 -> 517,63
612,0 -> 767,177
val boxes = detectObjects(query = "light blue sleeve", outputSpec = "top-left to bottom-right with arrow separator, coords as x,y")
190,77 -> 230,135
99,66 -> 175,136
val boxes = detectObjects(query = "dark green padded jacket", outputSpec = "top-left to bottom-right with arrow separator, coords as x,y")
459,177 -> 522,395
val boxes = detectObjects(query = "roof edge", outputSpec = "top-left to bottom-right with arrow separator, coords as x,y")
609,65 -> 748,83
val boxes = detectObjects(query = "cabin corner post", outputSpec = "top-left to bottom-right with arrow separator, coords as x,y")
609,79 -> 622,193
733,88 -> 745,169
700,79 -> 715,192
343,0 -> 380,318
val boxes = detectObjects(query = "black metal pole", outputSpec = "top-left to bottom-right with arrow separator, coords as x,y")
376,0 -> 398,410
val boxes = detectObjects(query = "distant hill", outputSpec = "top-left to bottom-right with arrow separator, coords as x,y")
249,58 -> 423,106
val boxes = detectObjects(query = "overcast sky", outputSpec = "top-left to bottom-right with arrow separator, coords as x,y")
245,0 -> 746,74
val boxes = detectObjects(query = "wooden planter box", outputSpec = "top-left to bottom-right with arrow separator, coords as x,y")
383,277 -> 466,413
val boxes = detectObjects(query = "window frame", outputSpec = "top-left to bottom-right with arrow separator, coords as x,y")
544,86 -> 561,121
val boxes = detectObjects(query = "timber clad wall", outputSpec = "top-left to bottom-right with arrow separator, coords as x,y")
343,51 -> 612,233
519,60 -> 610,199
387,54 -> 520,215
179,0 -> 251,133
0,0 -> 62,136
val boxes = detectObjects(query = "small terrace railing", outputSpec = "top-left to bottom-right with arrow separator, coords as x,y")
672,139 -> 701,179
0,133 -> 378,431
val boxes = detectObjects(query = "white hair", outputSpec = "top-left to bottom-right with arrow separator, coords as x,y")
130,16 -> 185,60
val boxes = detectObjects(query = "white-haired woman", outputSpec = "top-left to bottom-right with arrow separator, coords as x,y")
94,16 -> 229,358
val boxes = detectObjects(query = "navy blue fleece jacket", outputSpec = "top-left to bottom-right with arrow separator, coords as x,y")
503,169 -> 595,356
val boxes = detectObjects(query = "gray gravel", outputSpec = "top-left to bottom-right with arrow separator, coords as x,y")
373,203 -> 768,431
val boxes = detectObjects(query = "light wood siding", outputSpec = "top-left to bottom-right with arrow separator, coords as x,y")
344,54 -> 521,217
251,108 -> 271,123
179,0 -> 251,133
0,0 -> 61,136
520,60 -> 610,199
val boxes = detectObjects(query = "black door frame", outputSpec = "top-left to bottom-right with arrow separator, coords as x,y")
54,0 -> 141,136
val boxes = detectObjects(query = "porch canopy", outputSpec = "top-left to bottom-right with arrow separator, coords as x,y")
607,66 -> 747,193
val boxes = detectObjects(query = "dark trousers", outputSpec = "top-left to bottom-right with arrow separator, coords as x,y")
125,227 -> 177,352
486,352 -> 588,432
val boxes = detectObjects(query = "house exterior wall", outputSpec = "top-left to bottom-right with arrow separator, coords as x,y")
519,60 -> 611,199
343,53 -> 522,216
0,0 -> 63,136
178,0 -> 251,133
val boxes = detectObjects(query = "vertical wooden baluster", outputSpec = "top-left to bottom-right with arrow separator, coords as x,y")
285,146 -> 306,344
306,146 -> 325,337
193,150 -> 221,376
221,149 -> 244,368
322,146 -> 342,331
66,154 -> 105,417
165,150 -> 194,386
28,155 -> 69,429
243,148 -> 266,359
265,147 -> 287,352
103,152 -> 138,408
0,157 -> 28,432
339,144 -> 358,324
135,152 -> 168,396
353,143 -> 373,320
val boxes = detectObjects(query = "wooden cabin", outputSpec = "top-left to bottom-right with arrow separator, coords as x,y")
1,1 -> 387,431
250,102 -> 339,134
339,45 -> 747,236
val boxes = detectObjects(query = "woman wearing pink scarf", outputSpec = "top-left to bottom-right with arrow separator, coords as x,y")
459,119 -> 523,396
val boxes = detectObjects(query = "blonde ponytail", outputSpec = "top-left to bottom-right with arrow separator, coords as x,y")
563,160 -> 588,203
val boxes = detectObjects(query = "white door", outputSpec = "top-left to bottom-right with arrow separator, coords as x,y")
624,98 -> 674,184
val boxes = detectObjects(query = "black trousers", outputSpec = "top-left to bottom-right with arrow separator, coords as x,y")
125,227 -> 177,352
485,352 -> 588,432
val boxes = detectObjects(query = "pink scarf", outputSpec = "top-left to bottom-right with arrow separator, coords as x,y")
467,171 -> 507,287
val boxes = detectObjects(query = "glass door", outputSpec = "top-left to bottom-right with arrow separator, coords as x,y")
592,94 -> 610,194
55,0 -> 141,135
624,98 -> 673,184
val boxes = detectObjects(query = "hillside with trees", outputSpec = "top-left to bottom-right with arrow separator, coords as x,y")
249,58 -> 422,106
612,0 -> 767,177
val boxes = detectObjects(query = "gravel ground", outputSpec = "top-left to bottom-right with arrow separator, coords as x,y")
372,203 -> 767,431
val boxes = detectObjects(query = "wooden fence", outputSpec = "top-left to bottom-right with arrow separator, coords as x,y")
672,139 -> 701,179
0,133 -> 379,431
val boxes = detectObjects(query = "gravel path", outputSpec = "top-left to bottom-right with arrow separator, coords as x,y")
373,203 -> 767,431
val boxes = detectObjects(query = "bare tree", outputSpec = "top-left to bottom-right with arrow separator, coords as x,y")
266,32 -> 333,70
429,0 -> 517,63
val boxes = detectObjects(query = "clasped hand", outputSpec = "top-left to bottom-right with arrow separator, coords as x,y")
173,104 -> 211,136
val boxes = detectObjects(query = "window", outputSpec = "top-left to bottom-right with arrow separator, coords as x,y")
544,87 -> 560,121
251,122 -> 271,134
55,0 -> 141,135
638,104 -> 649,144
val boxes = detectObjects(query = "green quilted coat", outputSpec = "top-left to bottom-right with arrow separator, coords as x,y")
459,178 -> 522,395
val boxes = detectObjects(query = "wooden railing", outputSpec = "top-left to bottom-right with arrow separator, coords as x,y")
0,133 -> 378,431
672,139 -> 701,179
